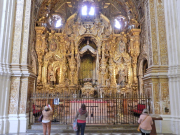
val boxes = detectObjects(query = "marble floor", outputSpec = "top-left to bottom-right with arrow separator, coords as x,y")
2,133 -> 173,135
0,133 -> 141,135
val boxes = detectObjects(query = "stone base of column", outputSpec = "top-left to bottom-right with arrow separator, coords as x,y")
155,115 -> 172,134
0,117 -> 9,134
170,116 -> 180,134
8,114 -> 29,133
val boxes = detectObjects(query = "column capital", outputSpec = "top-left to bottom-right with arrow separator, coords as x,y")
129,29 -> 141,36
35,27 -> 46,34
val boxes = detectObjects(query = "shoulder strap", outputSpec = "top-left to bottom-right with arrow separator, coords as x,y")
140,115 -> 148,125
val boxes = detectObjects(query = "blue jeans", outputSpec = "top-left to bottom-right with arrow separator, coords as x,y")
76,123 -> 86,135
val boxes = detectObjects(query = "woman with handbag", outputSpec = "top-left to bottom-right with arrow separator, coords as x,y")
75,104 -> 88,135
42,105 -> 53,135
138,109 -> 153,135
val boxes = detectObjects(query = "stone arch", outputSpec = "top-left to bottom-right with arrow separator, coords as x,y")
138,55 -> 148,94
52,61 -> 61,84
77,34 -> 99,47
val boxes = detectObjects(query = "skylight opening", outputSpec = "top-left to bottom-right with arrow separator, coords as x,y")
55,19 -> 62,27
89,7 -> 95,15
82,5 -> 87,15
115,19 -> 121,29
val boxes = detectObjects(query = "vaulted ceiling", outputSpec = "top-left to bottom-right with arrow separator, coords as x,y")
35,0 -> 144,22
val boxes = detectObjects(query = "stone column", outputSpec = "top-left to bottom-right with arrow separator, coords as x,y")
164,0 -> 180,134
0,0 -> 15,133
142,0 -> 170,134
7,0 -> 36,134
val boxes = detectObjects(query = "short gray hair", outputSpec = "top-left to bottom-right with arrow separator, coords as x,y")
44,106 -> 49,111
142,109 -> 149,114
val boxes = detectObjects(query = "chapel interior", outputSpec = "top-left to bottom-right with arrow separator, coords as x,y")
1,0 -> 180,134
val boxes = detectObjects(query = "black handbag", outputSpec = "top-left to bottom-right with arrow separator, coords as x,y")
38,114 -> 43,122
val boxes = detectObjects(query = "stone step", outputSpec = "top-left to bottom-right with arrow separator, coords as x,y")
27,129 -> 139,133
27,124 -> 139,133
30,123 -> 138,129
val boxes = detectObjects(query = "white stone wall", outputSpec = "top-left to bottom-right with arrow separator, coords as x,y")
0,0 -> 33,134
164,0 -> 180,134
0,0 -> 15,134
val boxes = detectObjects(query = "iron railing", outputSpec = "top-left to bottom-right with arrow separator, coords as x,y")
28,93 -> 150,125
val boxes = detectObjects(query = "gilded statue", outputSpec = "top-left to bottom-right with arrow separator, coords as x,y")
118,68 -> 127,86
49,67 -> 55,86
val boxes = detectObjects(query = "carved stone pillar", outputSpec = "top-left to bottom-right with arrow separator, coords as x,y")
138,74 -> 144,94
100,43 -> 106,86
96,52 -> 99,84
69,40 -> 76,85
109,53 -> 116,86
61,55 -> 67,85
97,41 -> 101,85
43,61 -> 48,84
132,61 -> 138,83
127,63 -> 132,85
37,51 -> 43,83
59,65 -> 63,84
128,29 -> 141,84
35,27 -> 46,84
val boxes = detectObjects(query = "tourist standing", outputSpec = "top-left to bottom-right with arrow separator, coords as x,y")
42,105 -> 53,135
138,109 -> 153,135
75,104 -> 88,135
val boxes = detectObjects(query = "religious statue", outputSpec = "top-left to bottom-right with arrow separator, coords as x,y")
49,68 -> 55,86
118,69 -> 126,87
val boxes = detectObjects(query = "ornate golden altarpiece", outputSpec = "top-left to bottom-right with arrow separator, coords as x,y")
35,6 -> 141,97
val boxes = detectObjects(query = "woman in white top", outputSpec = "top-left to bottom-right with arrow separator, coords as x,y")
42,105 -> 53,135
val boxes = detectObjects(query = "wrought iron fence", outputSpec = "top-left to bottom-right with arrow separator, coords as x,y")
28,93 -> 150,125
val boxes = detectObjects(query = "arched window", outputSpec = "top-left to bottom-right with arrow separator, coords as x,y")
48,14 -> 62,28
81,5 -> 95,16
113,16 -> 127,33
114,19 -> 121,29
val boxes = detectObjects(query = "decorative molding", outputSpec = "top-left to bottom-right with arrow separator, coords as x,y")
149,0 -> 159,65
157,0 -> 168,65
11,0 -> 25,63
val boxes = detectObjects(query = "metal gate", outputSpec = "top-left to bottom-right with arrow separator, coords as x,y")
29,93 -> 150,125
